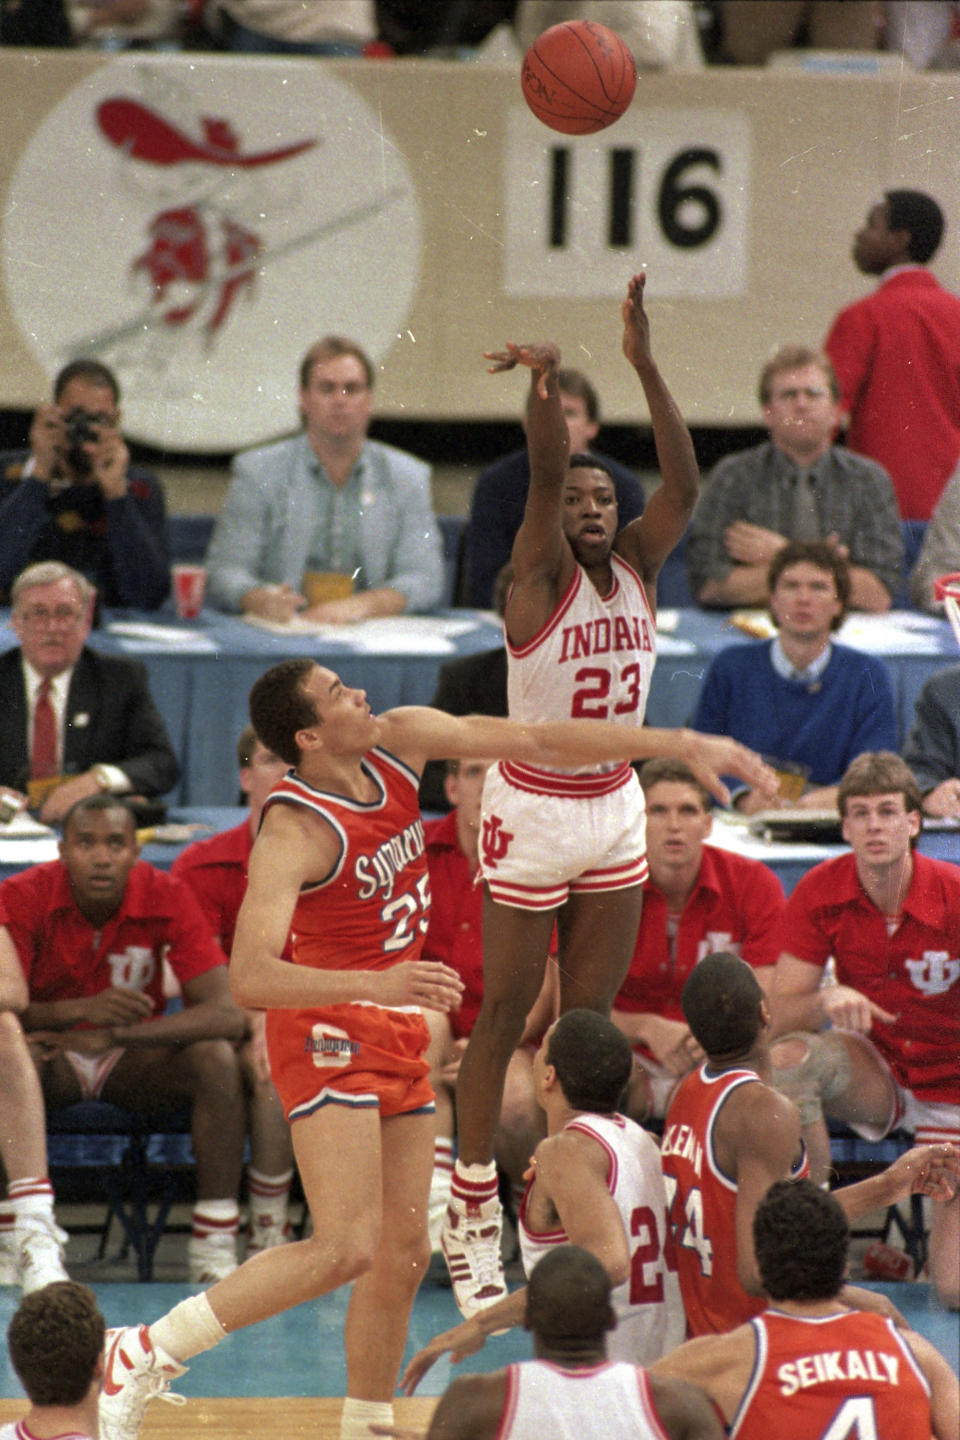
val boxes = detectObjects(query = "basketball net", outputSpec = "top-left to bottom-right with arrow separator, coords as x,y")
934,572 -> 960,651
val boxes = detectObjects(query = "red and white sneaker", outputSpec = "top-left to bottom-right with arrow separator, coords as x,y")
99,1325 -> 186,1440
440,1193 -> 508,1320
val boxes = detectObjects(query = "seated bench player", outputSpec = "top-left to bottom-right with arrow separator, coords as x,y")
0,794 -> 248,1290
422,756 -> 556,1255
769,752 -> 960,1310
171,725 -> 296,1254
612,758 -> 785,1120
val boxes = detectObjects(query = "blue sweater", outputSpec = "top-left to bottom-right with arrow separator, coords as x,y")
692,640 -> 897,787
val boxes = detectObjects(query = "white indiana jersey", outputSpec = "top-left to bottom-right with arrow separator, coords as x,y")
507,555 -> 656,775
0,1428 -> 90,1440
499,1359 -> 669,1440
519,1112 -> 685,1364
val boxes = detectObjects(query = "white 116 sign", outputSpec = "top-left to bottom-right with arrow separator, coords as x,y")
505,107 -> 751,299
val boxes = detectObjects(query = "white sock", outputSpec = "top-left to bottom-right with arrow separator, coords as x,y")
192,1199 -> 240,1241
340,1397 -> 394,1440
149,1292 -> 228,1364
247,1166 -> 293,1230
450,1159 -> 498,1210
7,1179 -> 57,1224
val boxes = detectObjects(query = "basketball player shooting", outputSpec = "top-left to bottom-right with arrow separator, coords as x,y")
441,273 -> 777,1317
98,658 -> 771,1440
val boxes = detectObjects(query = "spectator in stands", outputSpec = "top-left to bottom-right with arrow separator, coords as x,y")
0,794 -> 248,1291
884,1 -> 960,69
466,369 -> 645,609
66,0 -> 183,45
824,190 -> 960,521
205,335 -> 444,624
0,0 -> 73,44
421,756 -> 554,1256
515,2 -> 705,68
911,465 -> 960,612
717,1 -> 879,63
0,562 -> 179,825
691,541 -> 897,813
902,666 -> 960,820
171,726 -> 295,1254
770,752 -> 960,1309
418,562 -> 510,812
686,347 -> 902,611
213,0 -> 374,53
612,758 -> 785,1120
0,360 -> 170,611
5,1282 -> 105,1440
376,0 -> 516,55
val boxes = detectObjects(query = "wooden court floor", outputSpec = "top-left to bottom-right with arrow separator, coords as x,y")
0,1397 -> 438,1440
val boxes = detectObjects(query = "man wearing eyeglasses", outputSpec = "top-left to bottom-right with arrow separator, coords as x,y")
0,562 -> 179,824
686,347 -> 903,613
205,335 -> 445,625
0,359 -> 170,611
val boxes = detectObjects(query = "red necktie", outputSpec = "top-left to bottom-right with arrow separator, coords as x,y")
31,678 -> 58,780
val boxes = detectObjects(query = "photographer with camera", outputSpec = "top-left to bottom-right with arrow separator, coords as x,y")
0,359 -> 170,611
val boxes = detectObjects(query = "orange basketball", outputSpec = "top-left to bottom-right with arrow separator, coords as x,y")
521,20 -> 637,135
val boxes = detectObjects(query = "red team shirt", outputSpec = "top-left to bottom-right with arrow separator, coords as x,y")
0,860 -> 226,1012
171,820 -> 293,961
729,1308 -> 932,1440
780,853 -> 960,1103
422,811 -> 484,1040
660,1066 -> 808,1338
615,846 -> 785,1037
261,751 -> 434,1122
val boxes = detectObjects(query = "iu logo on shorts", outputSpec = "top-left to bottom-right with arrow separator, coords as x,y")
481,814 -> 514,869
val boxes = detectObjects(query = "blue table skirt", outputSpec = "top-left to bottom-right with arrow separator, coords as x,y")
1,605 -> 954,807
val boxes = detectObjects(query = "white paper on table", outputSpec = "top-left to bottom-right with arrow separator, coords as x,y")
241,614 -> 345,638
0,810 -> 55,838
654,635 -> 697,656
0,838 -> 60,864
655,608 -> 680,633
707,812 -> 844,864
108,621 -> 219,653
242,614 -> 458,654
837,611 -> 952,655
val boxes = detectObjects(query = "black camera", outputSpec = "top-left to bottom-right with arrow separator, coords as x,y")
63,407 -> 108,474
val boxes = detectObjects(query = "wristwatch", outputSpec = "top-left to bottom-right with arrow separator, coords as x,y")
92,764 -> 113,792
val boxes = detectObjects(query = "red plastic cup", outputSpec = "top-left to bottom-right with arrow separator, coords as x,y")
172,564 -> 206,620
862,1241 -> 914,1282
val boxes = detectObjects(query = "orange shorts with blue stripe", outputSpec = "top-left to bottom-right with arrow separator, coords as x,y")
265,1002 -> 433,1122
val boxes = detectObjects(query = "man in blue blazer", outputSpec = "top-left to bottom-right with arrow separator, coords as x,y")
205,335 -> 444,625
0,562 -> 179,824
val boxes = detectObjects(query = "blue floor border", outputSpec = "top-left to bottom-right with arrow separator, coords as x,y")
1,1279 -> 956,1399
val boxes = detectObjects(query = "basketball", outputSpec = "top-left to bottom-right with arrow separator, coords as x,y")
521,21 -> 637,135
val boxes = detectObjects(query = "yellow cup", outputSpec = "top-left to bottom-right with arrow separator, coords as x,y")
302,571 -> 355,606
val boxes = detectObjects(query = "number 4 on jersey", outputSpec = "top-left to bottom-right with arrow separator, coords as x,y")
663,1174 -> 713,1276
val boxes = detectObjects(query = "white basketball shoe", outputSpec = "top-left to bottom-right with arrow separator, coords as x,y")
99,1326 -> 186,1440
440,1192 -> 508,1319
16,1212 -> 69,1293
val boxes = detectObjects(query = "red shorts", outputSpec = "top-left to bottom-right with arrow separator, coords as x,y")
265,1003 -> 434,1122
